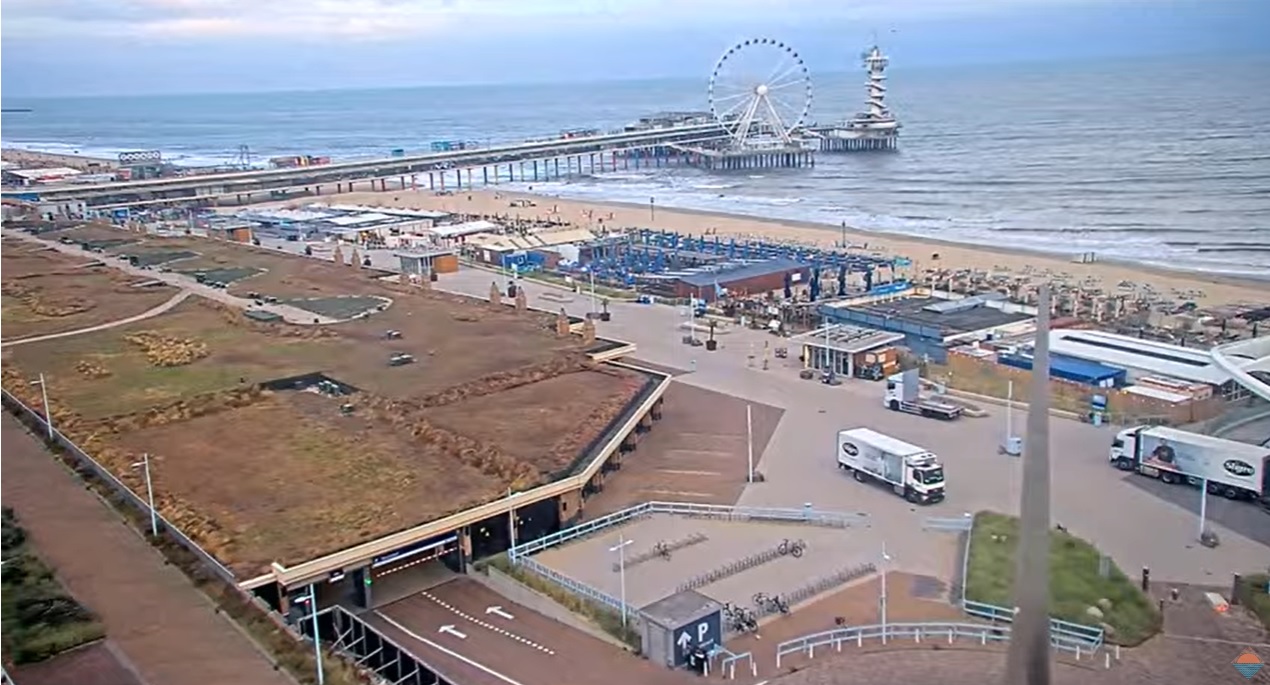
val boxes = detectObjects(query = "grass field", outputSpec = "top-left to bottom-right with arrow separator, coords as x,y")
1,507 -> 105,664
3,227 -> 650,576
964,511 -> 1162,645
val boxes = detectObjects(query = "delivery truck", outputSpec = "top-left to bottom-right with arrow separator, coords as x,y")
837,428 -> 946,504
1110,426 -> 1270,502
884,369 -> 962,421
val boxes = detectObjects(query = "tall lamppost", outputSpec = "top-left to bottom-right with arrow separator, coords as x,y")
29,373 -> 53,440
879,542 -> 892,643
610,535 -> 635,627
308,584 -> 325,685
1003,284 -> 1054,685
131,453 -> 158,538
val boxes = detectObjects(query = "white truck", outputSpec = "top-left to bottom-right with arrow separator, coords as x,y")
837,428 -> 946,504
1110,425 -> 1270,502
884,369 -> 962,421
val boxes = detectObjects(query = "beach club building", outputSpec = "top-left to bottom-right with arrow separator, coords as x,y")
1045,329 -> 1245,400
820,293 -> 1036,364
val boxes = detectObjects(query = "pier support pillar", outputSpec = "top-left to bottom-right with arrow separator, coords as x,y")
483,167 -> 489,185
533,160 -> 539,182
554,157 -> 560,179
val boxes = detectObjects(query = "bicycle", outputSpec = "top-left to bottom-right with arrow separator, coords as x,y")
652,541 -> 671,560
778,538 -> 807,558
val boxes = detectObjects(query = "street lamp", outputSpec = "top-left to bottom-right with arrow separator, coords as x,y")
131,453 -> 158,538
610,534 -> 635,626
880,542 -> 892,643
307,584 -> 326,685
29,373 -> 52,440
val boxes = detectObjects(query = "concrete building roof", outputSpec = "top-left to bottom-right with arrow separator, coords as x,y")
791,324 -> 905,354
326,212 -> 393,226
677,257 -> 804,288
1048,329 -> 1231,386
5,167 -> 83,180
846,296 -> 1031,336
431,220 -> 501,239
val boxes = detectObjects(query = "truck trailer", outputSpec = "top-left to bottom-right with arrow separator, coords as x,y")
837,428 -> 946,504
884,369 -> 962,421
1110,426 -> 1270,502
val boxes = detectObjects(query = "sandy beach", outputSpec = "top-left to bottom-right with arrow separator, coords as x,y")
321,188 -> 1266,308
1,148 -> 117,171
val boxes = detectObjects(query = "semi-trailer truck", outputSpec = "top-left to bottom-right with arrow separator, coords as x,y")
884,369 -> 962,421
837,428 -> 946,504
1110,426 -> 1270,502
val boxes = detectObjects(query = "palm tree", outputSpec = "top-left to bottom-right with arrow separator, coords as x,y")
1004,284 -> 1053,685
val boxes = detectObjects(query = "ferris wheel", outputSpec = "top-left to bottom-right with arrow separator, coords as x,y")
708,38 -> 813,146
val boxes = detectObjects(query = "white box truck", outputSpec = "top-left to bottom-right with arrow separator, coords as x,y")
884,369 -> 962,421
1110,425 -> 1270,502
837,428 -> 946,504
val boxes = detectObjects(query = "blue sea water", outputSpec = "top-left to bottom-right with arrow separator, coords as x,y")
4,55 -> 1269,278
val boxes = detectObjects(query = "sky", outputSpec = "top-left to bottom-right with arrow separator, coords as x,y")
2,0 -> 1267,97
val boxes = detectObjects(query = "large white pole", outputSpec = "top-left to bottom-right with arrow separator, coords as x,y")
309,583 -> 325,685
880,542 -> 889,643
143,453 -> 158,538
1198,478 -> 1208,540
1006,380 -> 1014,441
38,373 -> 53,440
746,404 -> 754,483
610,535 -> 633,627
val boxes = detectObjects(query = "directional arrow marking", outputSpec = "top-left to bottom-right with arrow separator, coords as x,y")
486,605 -> 515,620
677,631 -> 692,650
419,591 -> 554,655
439,624 -> 468,640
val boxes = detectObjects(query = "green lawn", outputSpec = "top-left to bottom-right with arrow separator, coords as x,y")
1235,573 -> 1270,631
1,507 -> 105,664
964,511 -> 1161,646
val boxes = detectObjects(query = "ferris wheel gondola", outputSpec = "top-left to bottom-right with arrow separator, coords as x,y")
708,38 -> 813,147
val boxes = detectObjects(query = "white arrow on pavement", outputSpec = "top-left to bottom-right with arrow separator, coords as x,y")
486,605 -> 514,620
677,631 -> 692,650
439,625 -> 468,640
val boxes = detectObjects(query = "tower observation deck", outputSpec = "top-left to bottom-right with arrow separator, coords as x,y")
812,45 -> 901,152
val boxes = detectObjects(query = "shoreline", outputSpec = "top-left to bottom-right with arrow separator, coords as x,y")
318,188 -> 1268,306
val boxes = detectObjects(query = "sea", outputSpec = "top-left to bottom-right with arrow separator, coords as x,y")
4,55 -> 1269,280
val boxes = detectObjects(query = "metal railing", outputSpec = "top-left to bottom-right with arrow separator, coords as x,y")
613,532 -> 707,572
518,557 -> 629,617
314,605 -> 456,685
2,390 -> 237,584
923,515 -> 974,532
961,600 -> 1104,651
713,647 -> 756,680
510,501 -> 868,561
775,620 -> 1110,670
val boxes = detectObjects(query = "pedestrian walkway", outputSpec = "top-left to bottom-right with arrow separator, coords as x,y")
0,414 -> 294,685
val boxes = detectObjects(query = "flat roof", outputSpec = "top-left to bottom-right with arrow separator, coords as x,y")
326,212 -> 393,226
791,324 -> 905,354
1048,329 -> 1231,386
846,296 -> 1031,336
6,167 -> 83,179
677,257 -> 804,288
431,220 -> 500,238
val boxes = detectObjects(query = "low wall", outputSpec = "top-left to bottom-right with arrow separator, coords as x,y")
474,567 -> 629,650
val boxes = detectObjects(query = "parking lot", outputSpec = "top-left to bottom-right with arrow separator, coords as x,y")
533,513 -> 959,622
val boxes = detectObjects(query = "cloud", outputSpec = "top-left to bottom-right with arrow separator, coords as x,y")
2,0 -> 1141,42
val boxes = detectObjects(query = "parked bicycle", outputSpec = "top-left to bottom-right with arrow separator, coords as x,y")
652,541 -> 672,560
753,592 -> 790,615
723,603 -> 758,633
777,538 -> 807,558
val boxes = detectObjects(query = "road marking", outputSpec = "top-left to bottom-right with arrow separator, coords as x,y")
420,591 -> 555,655
374,611 -> 527,685
439,624 -> 468,639
486,605 -> 515,620
644,489 -> 714,498
657,469 -> 722,476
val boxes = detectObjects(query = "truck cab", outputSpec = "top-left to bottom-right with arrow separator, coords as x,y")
899,455 -> 946,504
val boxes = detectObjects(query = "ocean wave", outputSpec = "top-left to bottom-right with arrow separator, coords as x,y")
691,183 -> 737,190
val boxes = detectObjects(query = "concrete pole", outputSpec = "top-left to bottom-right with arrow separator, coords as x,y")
1003,283 -> 1053,685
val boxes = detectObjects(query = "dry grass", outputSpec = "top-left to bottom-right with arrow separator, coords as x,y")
2,229 -> 647,574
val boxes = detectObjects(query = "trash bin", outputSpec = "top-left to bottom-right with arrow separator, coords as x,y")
705,339 -> 718,351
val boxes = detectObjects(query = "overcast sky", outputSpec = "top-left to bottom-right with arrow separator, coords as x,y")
2,0 -> 1266,97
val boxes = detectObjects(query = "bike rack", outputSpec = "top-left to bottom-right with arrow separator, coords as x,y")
675,539 -> 805,594
756,561 -> 878,618
611,532 -> 708,572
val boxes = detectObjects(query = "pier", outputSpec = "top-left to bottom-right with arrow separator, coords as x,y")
680,145 -> 814,171
811,45 -> 900,152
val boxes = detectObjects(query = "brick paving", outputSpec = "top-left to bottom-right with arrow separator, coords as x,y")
1,414 -> 293,685
582,382 -> 783,517
12,641 -> 147,685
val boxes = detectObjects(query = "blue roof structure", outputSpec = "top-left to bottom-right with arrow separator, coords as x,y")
676,258 -> 805,288
998,352 -> 1126,386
